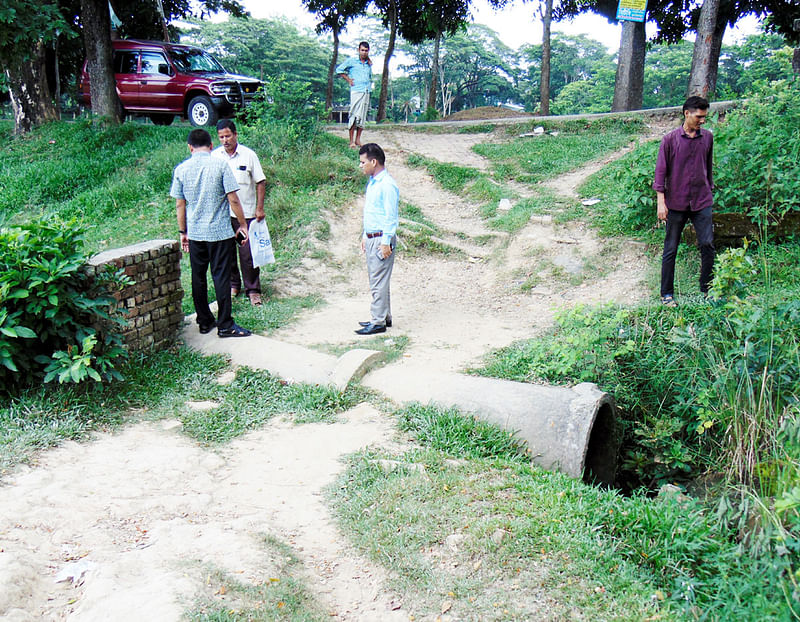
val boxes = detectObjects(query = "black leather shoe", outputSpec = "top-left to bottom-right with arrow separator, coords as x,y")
355,323 -> 386,335
359,319 -> 392,328
199,321 -> 217,334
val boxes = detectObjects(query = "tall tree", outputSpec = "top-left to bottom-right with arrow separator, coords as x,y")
0,0 -> 65,134
397,0 -> 471,114
302,0 -> 368,112
558,0 -> 689,110
687,0 -> 723,97
81,0 -> 123,124
373,0 -> 399,122
520,33 -> 610,109
539,0 -> 554,115
686,0 -> 800,98
612,20 -> 646,110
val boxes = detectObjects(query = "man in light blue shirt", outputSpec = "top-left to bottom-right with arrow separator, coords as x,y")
355,143 -> 399,335
336,41 -> 372,148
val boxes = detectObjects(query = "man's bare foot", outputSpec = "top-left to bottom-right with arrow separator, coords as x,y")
355,141 -> 362,146
349,143 -> 358,148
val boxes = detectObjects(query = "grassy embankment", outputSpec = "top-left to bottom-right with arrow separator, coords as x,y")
2,90 -> 799,620
0,117 -> 384,467
351,86 -> 798,619
406,116 -> 644,234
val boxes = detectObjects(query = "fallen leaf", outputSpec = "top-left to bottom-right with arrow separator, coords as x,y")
441,601 -> 452,614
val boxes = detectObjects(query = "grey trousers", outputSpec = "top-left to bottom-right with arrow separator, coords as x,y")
365,235 -> 395,326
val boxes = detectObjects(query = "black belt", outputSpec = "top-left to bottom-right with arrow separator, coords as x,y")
366,231 -> 382,238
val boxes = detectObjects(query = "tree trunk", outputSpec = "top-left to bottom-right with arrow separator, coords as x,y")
687,0 -> 723,98
612,20 -> 645,112
326,26 -> 340,115
4,40 -> 59,135
376,0 -> 397,123
427,29 -> 441,113
54,35 -> 61,117
539,0 -> 553,116
81,0 -> 123,124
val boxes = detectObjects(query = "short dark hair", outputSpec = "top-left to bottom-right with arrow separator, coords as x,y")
359,143 -> 385,165
187,128 -> 212,148
216,118 -> 237,133
358,41 -> 369,50
683,96 -> 709,113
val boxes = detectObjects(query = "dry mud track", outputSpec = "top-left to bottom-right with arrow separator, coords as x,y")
0,122 -> 656,620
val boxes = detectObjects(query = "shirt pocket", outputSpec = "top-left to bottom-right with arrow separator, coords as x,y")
233,167 -> 250,186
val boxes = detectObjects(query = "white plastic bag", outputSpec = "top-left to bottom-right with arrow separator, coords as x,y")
249,218 -> 275,266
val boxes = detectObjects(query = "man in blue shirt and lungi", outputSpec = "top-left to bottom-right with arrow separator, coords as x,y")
336,41 -> 372,149
356,143 -> 399,335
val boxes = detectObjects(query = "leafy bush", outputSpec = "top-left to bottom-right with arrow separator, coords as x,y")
477,241 -> 800,491
0,222 -> 128,393
240,75 -> 323,141
580,80 -> 800,237
714,80 -> 800,218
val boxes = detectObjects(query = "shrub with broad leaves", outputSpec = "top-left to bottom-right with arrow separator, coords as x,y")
0,222 -> 129,393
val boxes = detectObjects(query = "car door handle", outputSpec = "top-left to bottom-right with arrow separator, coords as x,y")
140,80 -> 148,84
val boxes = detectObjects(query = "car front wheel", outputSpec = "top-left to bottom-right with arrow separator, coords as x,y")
187,95 -> 219,127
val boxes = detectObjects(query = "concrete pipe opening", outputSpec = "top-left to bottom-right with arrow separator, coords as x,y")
382,374 -> 621,486
581,397 -> 618,486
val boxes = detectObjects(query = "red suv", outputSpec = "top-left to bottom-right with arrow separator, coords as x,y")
79,39 -> 262,126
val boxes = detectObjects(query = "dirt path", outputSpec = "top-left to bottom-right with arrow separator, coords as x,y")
0,124 -> 654,621
274,126 -> 649,378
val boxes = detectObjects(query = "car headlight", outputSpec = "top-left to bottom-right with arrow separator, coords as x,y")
210,83 -> 231,95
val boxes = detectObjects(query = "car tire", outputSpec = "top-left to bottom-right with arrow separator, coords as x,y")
188,95 -> 218,127
150,113 -> 175,126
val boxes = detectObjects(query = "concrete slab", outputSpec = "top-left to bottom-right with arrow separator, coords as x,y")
181,316 -> 383,390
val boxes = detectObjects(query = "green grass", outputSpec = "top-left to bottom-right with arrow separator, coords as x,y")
398,200 -> 467,258
400,201 -> 438,232
484,191 -> 570,233
0,347 -> 367,469
0,119 -> 362,316
329,404 -> 794,621
188,534 -> 326,621
177,366 -> 367,442
0,347 -> 226,473
474,128 -> 639,185
317,334 -> 410,365
406,153 -> 483,194
229,294 -> 323,334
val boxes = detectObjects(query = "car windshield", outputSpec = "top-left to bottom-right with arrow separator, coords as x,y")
170,48 -> 225,73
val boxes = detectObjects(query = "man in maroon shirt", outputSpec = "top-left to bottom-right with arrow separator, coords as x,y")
653,96 -> 715,307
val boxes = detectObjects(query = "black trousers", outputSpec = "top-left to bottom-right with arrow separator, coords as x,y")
660,206 -> 715,296
189,238 -> 235,331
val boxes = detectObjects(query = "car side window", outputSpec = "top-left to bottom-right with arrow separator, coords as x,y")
140,52 -> 171,76
114,51 -> 139,74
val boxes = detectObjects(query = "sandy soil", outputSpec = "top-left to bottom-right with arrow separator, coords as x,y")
0,123 -> 659,620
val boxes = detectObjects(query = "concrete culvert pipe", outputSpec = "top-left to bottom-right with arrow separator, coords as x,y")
380,373 -> 620,485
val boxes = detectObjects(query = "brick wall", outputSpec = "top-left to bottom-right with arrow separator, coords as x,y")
86,239 -> 184,351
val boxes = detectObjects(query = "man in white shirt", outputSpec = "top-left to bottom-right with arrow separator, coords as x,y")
213,119 -> 268,305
